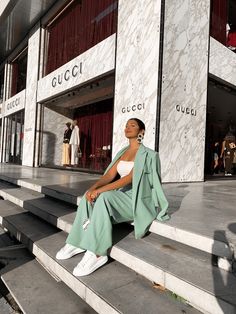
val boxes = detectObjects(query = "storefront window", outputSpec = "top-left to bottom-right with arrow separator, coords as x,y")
11,50 -> 28,97
210,0 -> 236,52
5,110 -> 24,164
45,0 -> 118,75
75,98 -> 113,172
0,70 -> 4,103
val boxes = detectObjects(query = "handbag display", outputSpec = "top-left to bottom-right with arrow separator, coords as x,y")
78,147 -> 82,158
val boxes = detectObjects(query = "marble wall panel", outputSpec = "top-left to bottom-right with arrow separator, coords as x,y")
209,37 -> 236,86
112,0 -> 161,154
3,89 -> 25,116
22,25 -> 40,167
37,34 -> 116,103
159,0 -> 210,182
0,0 -> 10,15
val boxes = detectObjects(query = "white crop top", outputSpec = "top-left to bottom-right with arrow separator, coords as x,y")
117,160 -> 134,177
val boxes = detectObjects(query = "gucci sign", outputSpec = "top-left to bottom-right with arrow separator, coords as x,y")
121,103 -> 145,113
7,97 -> 20,111
52,63 -> 83,88
176,105 -> 196,116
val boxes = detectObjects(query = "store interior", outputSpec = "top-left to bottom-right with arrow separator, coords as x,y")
205,78 -> 236,176
40,74 -> 115,172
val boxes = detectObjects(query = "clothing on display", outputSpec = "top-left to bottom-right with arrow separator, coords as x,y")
70,125 -> 80,165
62,126 -> 72,165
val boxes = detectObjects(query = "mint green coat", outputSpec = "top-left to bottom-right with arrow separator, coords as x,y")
106,144 -> 169,239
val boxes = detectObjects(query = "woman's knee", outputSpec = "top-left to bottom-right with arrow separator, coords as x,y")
97,191 -> 115,202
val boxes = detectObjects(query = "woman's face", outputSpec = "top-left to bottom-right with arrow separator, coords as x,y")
125,119 -> 141,139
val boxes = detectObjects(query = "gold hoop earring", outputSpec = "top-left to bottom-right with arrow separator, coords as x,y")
137,133 -> 144,144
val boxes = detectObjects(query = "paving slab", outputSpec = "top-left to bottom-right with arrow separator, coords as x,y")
0,248 -> 96,314
0,201 -> 201,314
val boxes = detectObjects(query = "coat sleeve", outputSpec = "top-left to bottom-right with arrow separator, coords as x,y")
152,153 -> 169,221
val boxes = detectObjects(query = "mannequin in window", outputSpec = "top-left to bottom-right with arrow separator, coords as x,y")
212,141 -> 220,175
62,122 -> 72,166
70,120 -> 80,166
220,132 -> 236,176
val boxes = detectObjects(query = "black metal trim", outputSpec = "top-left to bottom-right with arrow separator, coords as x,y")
155,0 -> 165,152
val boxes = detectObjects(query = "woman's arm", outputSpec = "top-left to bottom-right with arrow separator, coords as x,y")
86,160 -> 120,202
91,170 -> 133,199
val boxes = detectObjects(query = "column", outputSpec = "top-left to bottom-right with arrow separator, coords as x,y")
22,24 -> 41,166
112,0 -> 162,154
159,0 -> 211,182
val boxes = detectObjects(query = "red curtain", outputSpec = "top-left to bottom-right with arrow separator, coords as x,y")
11,62 -> 18,97
46,0 -> 118,75
210,0 -> 228,45
0,70 -> 4,101
74,98 -> 113,171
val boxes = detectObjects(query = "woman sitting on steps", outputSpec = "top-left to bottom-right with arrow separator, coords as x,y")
56,118 -> 169,276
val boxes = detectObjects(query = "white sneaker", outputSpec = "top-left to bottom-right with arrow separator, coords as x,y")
73,251 -> 108,276
56,243 -> 85,260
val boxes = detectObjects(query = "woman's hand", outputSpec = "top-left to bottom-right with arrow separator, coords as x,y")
86,190 -> 100,203
85,190 -> 93,203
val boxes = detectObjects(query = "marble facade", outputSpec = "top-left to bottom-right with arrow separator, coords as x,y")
22,25 -> 41,167
158,0 -> 211,182
1,0 -> 236,182
37,34 -> 116,167
112,0 -> 162,154
3,89 -> 25,116
37,34 -> 116,103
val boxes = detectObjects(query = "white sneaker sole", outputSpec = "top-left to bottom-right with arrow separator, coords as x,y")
73,256 -> 108,276
56,248 -> 85,260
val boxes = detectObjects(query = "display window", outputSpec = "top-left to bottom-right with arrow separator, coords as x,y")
45,0 -> 118,75
5,110 -> 24,164
0,70 -> 4,103
11,49 -> 28,97
210,0 -> 236,52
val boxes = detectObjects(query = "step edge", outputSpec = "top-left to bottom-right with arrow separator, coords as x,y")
1,212 -> 236,314
1,276 -> 26,314
0,183 -> 233,260
1,218 -> 121,314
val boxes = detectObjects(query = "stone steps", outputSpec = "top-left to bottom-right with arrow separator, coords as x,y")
0,200 -> 200,314
0,199 -> 235,314
0,179 -> 232,260
0,247 -> 96,314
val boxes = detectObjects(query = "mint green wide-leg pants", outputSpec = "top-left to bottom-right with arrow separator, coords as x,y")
66,189 -> 134,256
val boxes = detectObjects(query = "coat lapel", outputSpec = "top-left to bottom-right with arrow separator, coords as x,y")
132,144 -> 148,209
104,146 -> 129,173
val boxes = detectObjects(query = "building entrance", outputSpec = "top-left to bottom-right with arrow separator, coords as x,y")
40,75 -> 114,173
5,110 -> 24,164
205,79 -> 236,176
